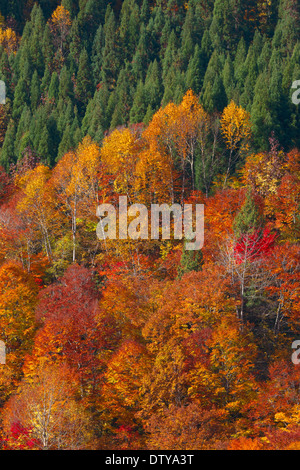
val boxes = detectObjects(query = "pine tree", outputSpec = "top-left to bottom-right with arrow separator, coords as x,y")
119,0 -> 141,61
233,189 -> 263,237
0,119 -> 16,169
132,24 -> 150,82
48,71 -> 59,102
222,53 -> 235,103
110,66 -> 133,129
15,105 -> 31,159
130,80 -> 147,124
177,247 -> 203,279
185,45 -> 204,95
76,48 -> 93,107
57,124 -> 73,160
12,77 -> 28,120
250,71 -> 272,151
28,4 -> 45,75
100,6 -> 119,89
92,24 -> 104,85
201,51 -> 226,113
161,30 -> 178,81
144,59 -> 163,111
38,124 -> 51,165
58,66 -> 74,102
30,70 -> 41,110
140,0 -> 150,24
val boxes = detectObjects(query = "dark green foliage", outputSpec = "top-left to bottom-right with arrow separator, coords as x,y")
233,189 -> 263,237
0,0 -> 298,169
177,247 -> 203,279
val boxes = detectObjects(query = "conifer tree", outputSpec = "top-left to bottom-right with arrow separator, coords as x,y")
130,80 -> 147,124
76,48 -> 93,107
12,77 -> 28,120
30,70 -> 41,110
233,189 -> 262,237
100,6 -> 119,89
48,71 -> 59,102
177,248 -> 203,279
0,119 -> 16,169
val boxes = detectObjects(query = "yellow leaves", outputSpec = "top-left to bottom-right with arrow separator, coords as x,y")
0,261 -> 38,384
16,165 -> 52,211
241,149 -> 285,197
0,26 -> 18,55
69,136 -> 100,195
101,128 -> 140,196
221,101 -> 252,154
50,5 -> 72,28
54,135 -> 100,201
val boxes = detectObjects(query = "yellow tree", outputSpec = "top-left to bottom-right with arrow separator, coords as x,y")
0,27 -> 18,55
15,164 -> 60,262
51,136 -> 100,263
143,90 -> 209,201
142,102 -> 180,202
100,127 -> 142,202
175,89 -> 209,194
48,5 -> 72,59
221,101 -> 252,187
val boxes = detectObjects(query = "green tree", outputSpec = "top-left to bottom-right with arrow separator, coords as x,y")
0,119 -> 16,169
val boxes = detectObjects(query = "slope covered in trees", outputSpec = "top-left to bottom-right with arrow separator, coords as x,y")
0,0 -> 299,451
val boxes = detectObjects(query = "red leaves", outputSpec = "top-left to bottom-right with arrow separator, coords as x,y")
3,422 -> 40,450
234,227 -> 277,264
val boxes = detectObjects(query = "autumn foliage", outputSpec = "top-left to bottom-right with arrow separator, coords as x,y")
0,87 -> 299,451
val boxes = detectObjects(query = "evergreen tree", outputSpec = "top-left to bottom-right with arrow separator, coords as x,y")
130,80 -> 147,124
59,66 -> 74,102
30,70 -> 41,110
110,66 -> 134,129
250,71 -> 272,151
0,120 -> 16,169
201,51 -> 226,113
76,48 -> 93,107
12,77 -> 28,120
48,71 -> 60,102
185,45 -> 205,95
233,189 -> 263,237
177,247 -> 203,279
144,59 -> 163,111
91,24 -> 104,85
100,6 -> 119,88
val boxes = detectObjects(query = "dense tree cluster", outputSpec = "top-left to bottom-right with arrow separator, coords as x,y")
0,0 -> 299,171
0,0 -> 299,451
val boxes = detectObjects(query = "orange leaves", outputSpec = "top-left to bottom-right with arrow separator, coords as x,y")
266,243 -> 300,331
50,5 -> 72,28
145,403 -> 228,450
2,363 -> 93,450
101,339 -> 150,427
0,261 -> 38,391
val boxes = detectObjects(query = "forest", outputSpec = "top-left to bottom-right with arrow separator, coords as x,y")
0,0 -> 299,451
